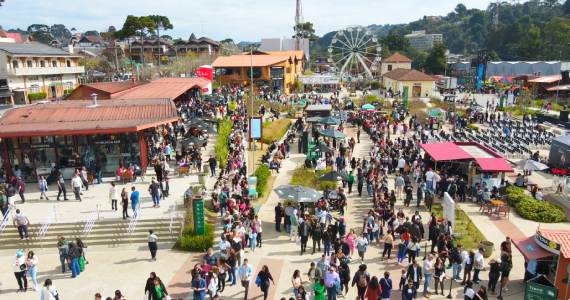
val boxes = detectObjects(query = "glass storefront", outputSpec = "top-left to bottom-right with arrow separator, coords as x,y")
3,133 -> 142,181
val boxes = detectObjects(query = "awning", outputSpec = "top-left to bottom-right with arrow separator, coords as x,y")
513,236 -> 554,261
475,157 -> 514,172
547,84 -> 570,92
529,75 -> 562,84
420,142 -> 472,161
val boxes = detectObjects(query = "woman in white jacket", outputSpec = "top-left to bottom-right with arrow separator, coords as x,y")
39,279 -> 58,300
109,182 -> 119,211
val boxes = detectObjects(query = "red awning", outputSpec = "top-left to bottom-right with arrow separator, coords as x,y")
513,236 -> 554,261
475,158 -> 514,173
420,142 -> 472,161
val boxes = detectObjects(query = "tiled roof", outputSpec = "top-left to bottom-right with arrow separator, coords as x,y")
212,55 -> 289,67
84,81 -> 145,95
112,77 -> 210,100
539,228 -> 570,258
382,52 -> 412,63
0,42 -> 76,56
383,68 -> 435,81
0,99 -> 178,137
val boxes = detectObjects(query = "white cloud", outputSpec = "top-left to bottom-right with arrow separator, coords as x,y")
0,0 -> 493,41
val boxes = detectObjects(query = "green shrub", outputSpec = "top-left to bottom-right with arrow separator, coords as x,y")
505,186 -> 526,206
515,198 -> 566,223
254,165 -> 271,197
362,94 -> 380,104
261,119 -> 291,144
28,92 -> 47,101
369,81 -> 381,90
215,118 -> 233,169
176,223 -> 215,252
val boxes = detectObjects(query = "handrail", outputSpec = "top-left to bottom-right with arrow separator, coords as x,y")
127,207 -> 141,234
0,207 -> 13,234
81,211 -> 97,236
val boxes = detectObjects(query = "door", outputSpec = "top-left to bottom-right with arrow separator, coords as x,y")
412,85 -> 422,98
50,86 -> 57,98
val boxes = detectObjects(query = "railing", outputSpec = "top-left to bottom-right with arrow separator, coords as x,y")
81,211 -> 97,236
0,206 -> 13,234
127,208 -> 141,234
36,221 -> 50,241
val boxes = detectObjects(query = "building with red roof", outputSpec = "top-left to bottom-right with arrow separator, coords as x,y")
380,52 -> 412,75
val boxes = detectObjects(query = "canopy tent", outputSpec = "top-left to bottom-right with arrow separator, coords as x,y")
361,104 -> 375,110
318,116 -> 341,125
319,170 -> 349,181
274,185 -> 322,203
474,158 -> 514,173
318,128 -> 347,139
306,116 -> 323,123
512,236 -> 555,261
421,142 -> 472,161
518,159 -> 549,171
428,108 -> 446,119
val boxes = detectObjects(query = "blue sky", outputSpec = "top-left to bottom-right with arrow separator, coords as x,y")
0,0 -> 492,41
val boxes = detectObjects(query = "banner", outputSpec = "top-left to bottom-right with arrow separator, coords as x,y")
196,65 -> 213,95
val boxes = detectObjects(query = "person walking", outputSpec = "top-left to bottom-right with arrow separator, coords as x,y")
381,231 -> 394,260
488,258 -> 501,295
57,236 -> 69,273
56,173 -> 68,201
365,276 -> 382,300
292,269 -> 304,297
311,223 -> 322,254
352,264 -> 370,300
39,278 -> 59,300
144,272 -> 158,300
71,174 -> 82,201
402,280 -> 417,300
314,278 -> 326,300
208,155 -> 217,177
299,219 -> 310,255
324,266 -> 340,300
274,203 -> 284,232
13,209 -> 29,240
148,177 -> 161,208
13,250 -> 27,292
407,259 -> 422,291
150,277 -> 169,300
26,250 -> 39,291
38,176 -> 49,200
68,241 -> 82,278
473,247 -> 485,284
148,230 -> 158,261
347,171 -> 355,194
256,265 -> 275,300
16,176 -> 25,203
109,182 -> 119,211
423,254 -> 435,297
356,234 -> 369,262
130,186 -> 140,217
433,257 -> 446,295
239,258 -> 253,300
379,271 -> 392,300
121,187 -> 129,219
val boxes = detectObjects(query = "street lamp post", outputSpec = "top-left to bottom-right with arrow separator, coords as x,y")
156,21 -> 163,78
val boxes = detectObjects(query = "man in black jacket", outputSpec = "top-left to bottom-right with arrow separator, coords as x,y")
407,259 -> 423,290
274,203 -> 283,232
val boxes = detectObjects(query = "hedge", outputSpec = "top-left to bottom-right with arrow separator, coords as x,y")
254,165 -> 271,197
214,118 -> 233,169
175,223 -> 215,252
506,186 -> 566,223
261,119 -> 291,144
28,92 -> 47,101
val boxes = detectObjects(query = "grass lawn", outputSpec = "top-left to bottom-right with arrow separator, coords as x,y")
261,119 -> 291,144
431,204 -> 487,251
290,167 -> 337,191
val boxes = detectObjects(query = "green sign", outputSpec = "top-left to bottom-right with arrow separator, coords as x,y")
193,198 -> 205,235
402,86 -> 409,110
525,281 -> 557,300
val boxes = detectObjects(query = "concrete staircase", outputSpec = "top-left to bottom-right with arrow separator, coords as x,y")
0,217 -> 184,250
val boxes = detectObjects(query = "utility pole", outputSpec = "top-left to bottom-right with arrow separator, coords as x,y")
250,48 -> 256,162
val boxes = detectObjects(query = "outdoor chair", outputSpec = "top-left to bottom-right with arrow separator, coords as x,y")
179,165 -> 190,176
496,205 -> 510,219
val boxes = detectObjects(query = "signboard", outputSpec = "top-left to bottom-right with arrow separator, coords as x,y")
298,75 -> 340,85
250,117 -> 262,140
524,280 -> 557,300
193,198 -> 205,235
196,65 -> 213,95
442,192 -> 456,228
535,232 -> 562,255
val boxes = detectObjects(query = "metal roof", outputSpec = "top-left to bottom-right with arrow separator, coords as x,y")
112,77 -> 210,101
0,42 -> 77,57
0,99 -> 178,137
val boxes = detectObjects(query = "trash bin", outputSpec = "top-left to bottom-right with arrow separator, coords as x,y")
480,240 -> 494,258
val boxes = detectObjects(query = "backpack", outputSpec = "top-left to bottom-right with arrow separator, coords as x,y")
358,272 -> 368,287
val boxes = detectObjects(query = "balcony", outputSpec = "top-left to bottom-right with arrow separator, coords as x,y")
7,66 -> 85,76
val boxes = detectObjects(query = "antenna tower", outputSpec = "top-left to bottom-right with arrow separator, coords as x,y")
294,0 -> 304,50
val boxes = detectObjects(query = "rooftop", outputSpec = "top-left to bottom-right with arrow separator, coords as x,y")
83,81 -> 146,95
382,52 -> 412,63
0,42 -> 77,57
539,228 -> 570,258
421,142 -> 513,172
383,68 -> 435,81
263,50 -> 305,61
0,99 -> 179,137
112,77 -> 210,100
212,55 -> 289,68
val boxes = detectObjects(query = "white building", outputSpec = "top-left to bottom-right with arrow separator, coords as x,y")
405,30 -> 443,52
259,38 -> 310,61
0,42 -> 85,104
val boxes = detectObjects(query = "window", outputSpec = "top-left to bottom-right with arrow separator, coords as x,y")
29,84 -> 40,93
12,60 -> 18,69
26,61 -> 33,68
40,61 -> 46,68
388,65 -> 393,71
65,81 -> 73,90
52,61 -> 58,67
66,60 -> 71,67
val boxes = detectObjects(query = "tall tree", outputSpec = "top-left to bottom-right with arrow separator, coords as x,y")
564,0 -> 570,14
424,43 -> 447,74
27,24 -> 53,44
293,22 -> 319,41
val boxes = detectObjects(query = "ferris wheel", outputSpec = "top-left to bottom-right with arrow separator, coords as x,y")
328,26 -> 382,80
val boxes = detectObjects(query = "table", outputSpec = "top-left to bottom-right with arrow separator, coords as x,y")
490,200 -> 506,207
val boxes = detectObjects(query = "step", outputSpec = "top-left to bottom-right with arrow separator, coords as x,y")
0,237 -> 180,250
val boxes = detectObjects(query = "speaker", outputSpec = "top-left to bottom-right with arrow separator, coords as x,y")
560,110 -> 569,122
562,71 -> 570,84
